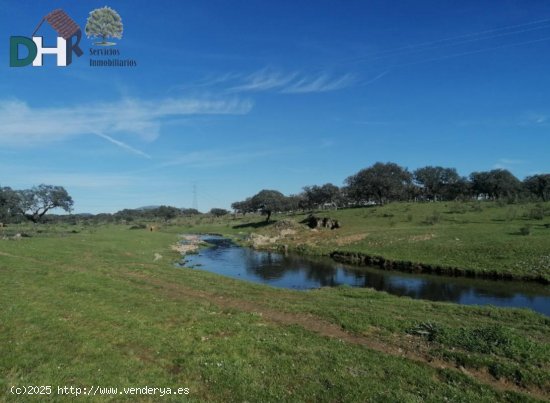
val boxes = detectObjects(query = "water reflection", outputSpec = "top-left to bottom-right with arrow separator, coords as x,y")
181,236 -> 550,316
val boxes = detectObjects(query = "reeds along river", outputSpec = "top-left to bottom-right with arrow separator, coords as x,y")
180,236 -> 550,317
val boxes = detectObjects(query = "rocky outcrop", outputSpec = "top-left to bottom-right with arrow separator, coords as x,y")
304,215 -> 340,230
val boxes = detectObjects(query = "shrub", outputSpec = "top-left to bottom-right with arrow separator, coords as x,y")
505,207 -> 517,221
452,326 -> 513,355
406,322 -> 443,342
471,203 -> 483,212
519,225 -> 531,236
412,324 -> 517,356
528,206 -> 544,220
424,211 -> 441,225
449,202 -> 467,214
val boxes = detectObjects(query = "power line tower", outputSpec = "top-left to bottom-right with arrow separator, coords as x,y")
192,182 -> 198,211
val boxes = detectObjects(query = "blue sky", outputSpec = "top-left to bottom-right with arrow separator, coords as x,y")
1,0 -> 549,213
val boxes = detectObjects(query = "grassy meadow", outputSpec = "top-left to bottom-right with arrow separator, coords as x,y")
0,201 -> 549,402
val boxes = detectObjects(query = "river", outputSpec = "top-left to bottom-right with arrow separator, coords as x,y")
180,235 -> 550,316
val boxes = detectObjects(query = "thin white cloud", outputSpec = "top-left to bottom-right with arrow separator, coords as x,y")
220,68 -> 357,94
361,70 -> 389,86
228,69 -> 299,92
169,72 -> 243,92
93,131 -> 152,159
281,73 -> 356,93
519,111 -> 549,126
0,97 -> 253,147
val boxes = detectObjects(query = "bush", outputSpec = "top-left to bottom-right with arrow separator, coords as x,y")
423,211 -> 441,225
505,207 -> 517,221
449,202 -> 467,214
406,322 -> 442,342
519,225 -> 531,236
471,202 -> 483,212
528,206 -> 544,220
410,324 -> 518,356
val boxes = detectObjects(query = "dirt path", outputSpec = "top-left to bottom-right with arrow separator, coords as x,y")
125,271 -> 548,401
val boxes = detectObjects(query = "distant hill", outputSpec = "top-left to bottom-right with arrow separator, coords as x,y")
136,205 -> 162,211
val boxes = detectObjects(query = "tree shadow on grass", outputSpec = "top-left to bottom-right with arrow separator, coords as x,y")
233,220 -> 276,229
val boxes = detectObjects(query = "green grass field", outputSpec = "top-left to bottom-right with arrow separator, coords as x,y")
0,210 -> 549,401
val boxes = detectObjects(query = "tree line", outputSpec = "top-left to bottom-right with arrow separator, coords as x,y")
1,163 -> 548,224
0,184 -> 208,224
231,162 -> 550,215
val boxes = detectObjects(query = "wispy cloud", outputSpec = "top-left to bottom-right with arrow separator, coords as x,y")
196,68 -> 359,94
228,69 -> 299,92
92,131 -> 152,159
0,96 -> 253,147
518,111 -> 549,126
458,111 -> 550,128
361,71 -> 389,86
281,73 -> 355,93
169,72 -> 244,92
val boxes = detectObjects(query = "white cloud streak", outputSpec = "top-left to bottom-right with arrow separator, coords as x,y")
281,73 -> 356,93
0,97 -> 253,147
228,69 -> 299,92
222,68 -> 357,94
92,131 -> 152,159
518,111 -> 549,126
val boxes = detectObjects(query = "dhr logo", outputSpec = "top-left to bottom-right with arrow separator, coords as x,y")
10,9 -> 83,67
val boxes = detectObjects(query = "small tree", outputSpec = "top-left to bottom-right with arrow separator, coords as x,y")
523,174 -> 550,201
303,183 -> 340,209
181,208 -> 201,216
231,199 -> 253,215
249,190 -> 288,222
85,7 -> 123,45
345,162 -> 412,205
16,184 -> 74,223
210,208 -> 229,217
470,169 -> 521,200
0,186 -> 20,222
154,206 -> 181,221
414,166 -> 460,201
